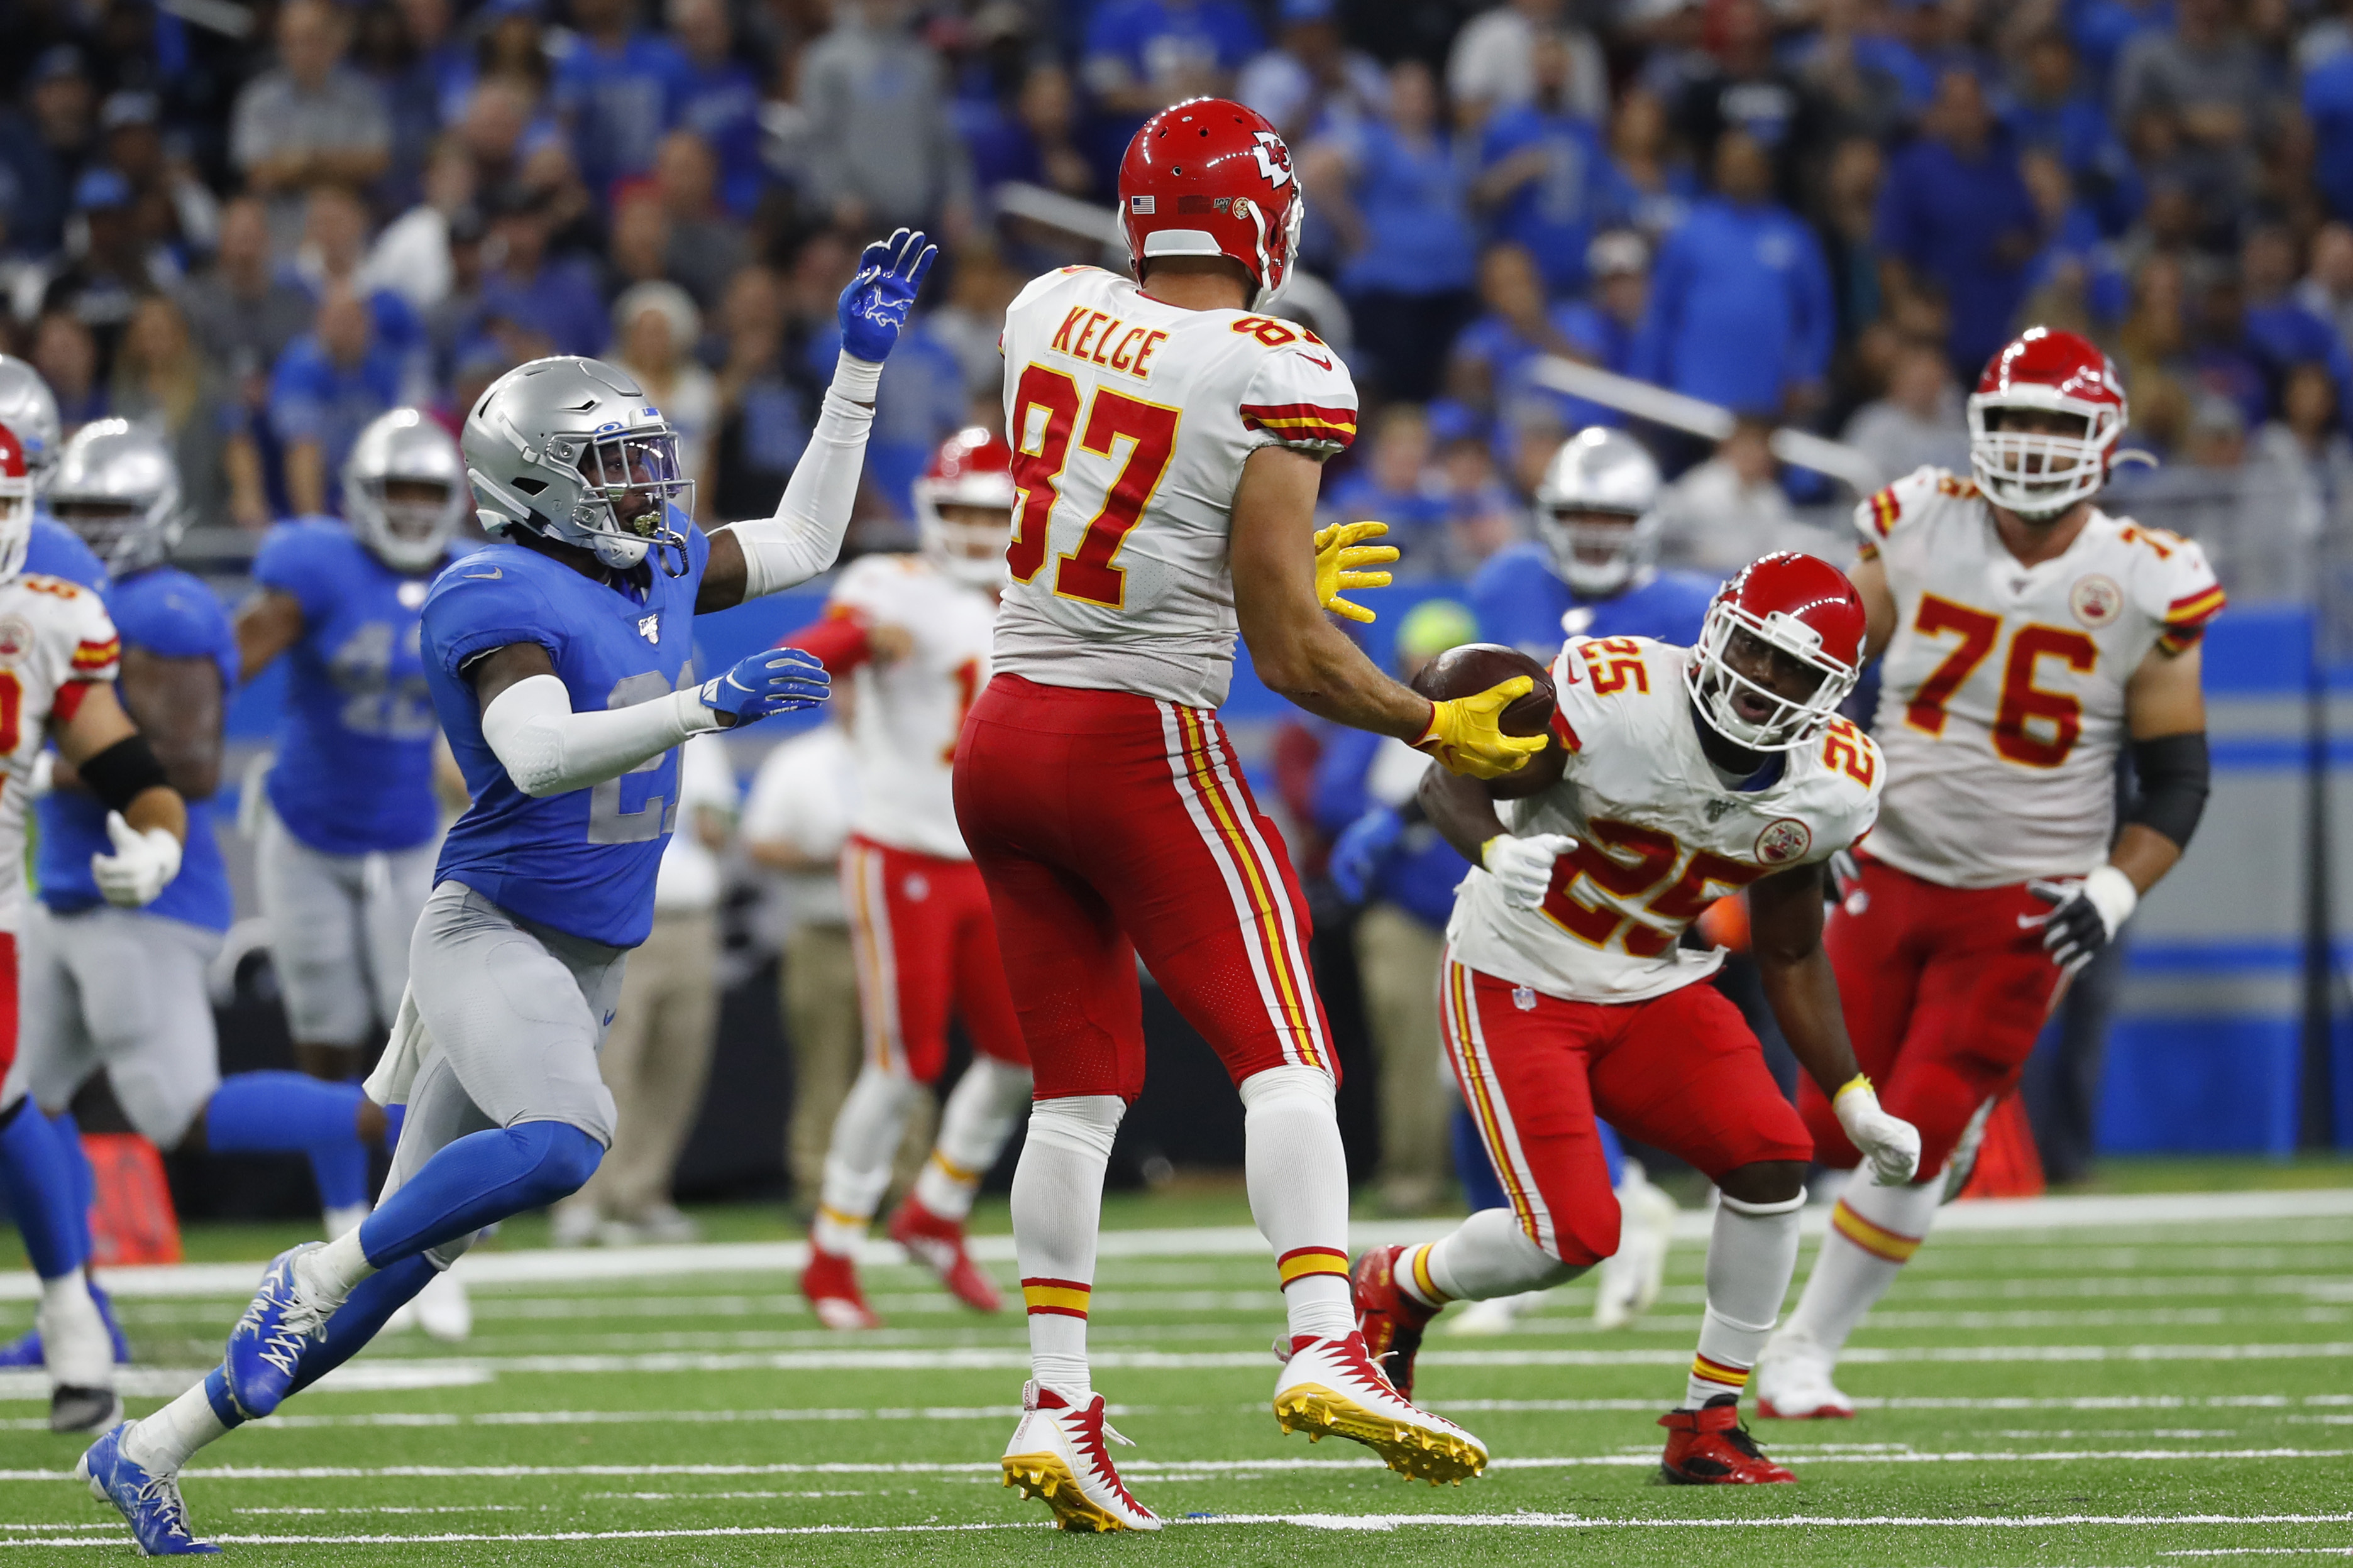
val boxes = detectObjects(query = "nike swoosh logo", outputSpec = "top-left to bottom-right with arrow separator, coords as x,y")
1299,353 -> 1333,371
464,567 -> 503,580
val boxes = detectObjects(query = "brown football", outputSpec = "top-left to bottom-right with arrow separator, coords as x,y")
1409,642 -> 1556,738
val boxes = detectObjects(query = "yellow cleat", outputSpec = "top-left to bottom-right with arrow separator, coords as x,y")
999,1381 -> 1161,1532
1271,1332 -> 1489,1485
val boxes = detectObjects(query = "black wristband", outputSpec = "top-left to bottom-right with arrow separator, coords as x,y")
2125,731 -> 2208,850
77,733 -> 171,814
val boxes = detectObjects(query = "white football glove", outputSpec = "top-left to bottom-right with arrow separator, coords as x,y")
92,811 -> 182,908
24,750 -> 54,801
1482,831 -> 1575,911
1832,1075 -> 1922,1187
2020,864 -> 2137,976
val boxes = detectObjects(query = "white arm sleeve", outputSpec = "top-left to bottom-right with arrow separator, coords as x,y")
724,354 -> 883,601
481,672 -> 723,799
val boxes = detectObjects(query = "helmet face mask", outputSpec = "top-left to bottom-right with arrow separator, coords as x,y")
1685,552 -> 1865,754
1533,427 -> 1661,597
1966,327 -> 2127,520
48,419 -> 184,577
462,357 -> 692,575
0,357 -> 62,490
0,422 -> 33,580
344,408 -> 468,574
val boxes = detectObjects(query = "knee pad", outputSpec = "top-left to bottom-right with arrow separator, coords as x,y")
1236,1063 -> 1336,1116
1027,1095 -> 1123,1161
1719,1190 -> 1807,1218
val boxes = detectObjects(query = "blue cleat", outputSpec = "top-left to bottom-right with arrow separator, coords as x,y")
76,1422 -> 219,1555
225,1244 -> 334,1419
0,1278 -> 133,1368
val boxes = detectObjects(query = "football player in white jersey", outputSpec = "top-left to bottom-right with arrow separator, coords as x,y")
786,428 -> 1030,1326
1756,327 -> 2219,1418
0,420 -> 192,1433
963,98 -> 1545,1530
1352,552 -> 1925,1485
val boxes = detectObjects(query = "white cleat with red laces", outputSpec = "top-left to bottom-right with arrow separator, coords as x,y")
1000,1381 -> 1162,1532
1271,1330 -> 1488,1485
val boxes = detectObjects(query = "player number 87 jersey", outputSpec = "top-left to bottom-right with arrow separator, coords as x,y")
1445,635 -> 1882,1004
0,573 -> 120,934
1856,466 -> 2224,889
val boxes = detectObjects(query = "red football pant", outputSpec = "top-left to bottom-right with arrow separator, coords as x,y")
842,836 -> 1028,1082
0,932 -> 16,1085
1809,854 -> 2064,1178
1440,951 -> 1811,1268
954,674 -> 1335,1102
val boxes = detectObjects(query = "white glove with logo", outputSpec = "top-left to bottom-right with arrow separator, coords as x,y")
1481,832 -> 1575,911
2021,864 -> 2137,976
1833,1075 -> 1922,1186
92,811 -> 182,908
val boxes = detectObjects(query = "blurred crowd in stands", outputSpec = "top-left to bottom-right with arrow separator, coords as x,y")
5,0 -> 2352,599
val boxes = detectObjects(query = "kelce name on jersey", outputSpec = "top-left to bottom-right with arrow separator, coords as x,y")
1046,306 -> 1169,381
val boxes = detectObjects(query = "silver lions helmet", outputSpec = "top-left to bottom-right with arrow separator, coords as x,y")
1533,427 -> 1663,598
49,419 -> 185,576
0,356 -> 63,490
345,408 -> 467,574
461,356 -> 692,574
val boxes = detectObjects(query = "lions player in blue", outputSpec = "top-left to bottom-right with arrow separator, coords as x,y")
79,227 -> 934,1555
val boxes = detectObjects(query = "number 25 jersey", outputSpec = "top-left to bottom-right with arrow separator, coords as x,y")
1856,466 -> 2224,889
1447,636 -> 1883,1004
994,265 -> 1359,710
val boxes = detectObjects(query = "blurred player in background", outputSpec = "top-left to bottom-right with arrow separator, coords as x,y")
77,229 -> 929,1557
236,406 -> 473,1337
0,415 -> 190,1434
969,99 -> 1538,1532
1756,329 -> 2218,1420
790,427 -> 1028,1327
1353,554 -> 1923,1485
18,424 -> 385,1376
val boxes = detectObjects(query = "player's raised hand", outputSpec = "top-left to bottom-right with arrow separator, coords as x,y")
698,647 -> 830,728
1415,676 -> 1551,780
837,228 -> 938,364
1313,520 -> 1399,625
1832,1075 -> 1922,1186
1481,831 -> 1574,910
2020,866 -> 2137,975
92,811 -> 183,907
1330,805 -> 1405,904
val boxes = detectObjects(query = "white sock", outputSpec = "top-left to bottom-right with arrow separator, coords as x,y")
913,1058 -> 1032,1222
813,1065 -> 920,1253
1011,1095 -> 1123,1401
1782,1169 -> 1944,1357
296,1228 -> 374,1306
122,1383 -> 230,1474
1420,1208 -> 1583,1303
323,1203 -> 370,1241
38,1271 -> 111,1388
1685,1190 -> 1804,1407
1238,1066 -> 1356,1342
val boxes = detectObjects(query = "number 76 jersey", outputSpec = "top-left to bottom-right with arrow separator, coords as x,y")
993,265 -> 1358,710
1856,466 -> 2224,889
1446,635 -> 1882,1004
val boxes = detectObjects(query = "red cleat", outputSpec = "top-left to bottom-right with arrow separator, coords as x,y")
800,1246 -> 882,1330
888,1197 -> 1003,1313
1657,1396 -> 1797,1484
1350,1246 -> 1439,1398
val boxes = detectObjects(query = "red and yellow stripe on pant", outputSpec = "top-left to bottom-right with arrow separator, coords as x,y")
1276,1246 -> 1349,1291
1690,1352 -> 1751,1395
1831,1198 -> 1925,1264
1022,1278 -> 1091,1319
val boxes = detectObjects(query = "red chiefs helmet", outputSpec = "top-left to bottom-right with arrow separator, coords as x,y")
1966,326 -> 2129,518
1118,98 -> 1303,310
913,426 -> 1015,589
1687,551 -> 1866,752
0,422 -> 32,581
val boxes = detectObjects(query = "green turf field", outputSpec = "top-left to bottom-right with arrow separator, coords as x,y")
0,1172 -> 2348,1565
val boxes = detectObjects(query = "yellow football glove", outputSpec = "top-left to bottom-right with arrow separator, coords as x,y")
1312,520 -> 1399,625
1414,676 -> 1550,780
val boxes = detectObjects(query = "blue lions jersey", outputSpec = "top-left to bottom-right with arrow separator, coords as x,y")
254,518 -> 447,856
37,566 -> 239,931
424,522 -> 710,950
25,517 -> 109,595
1468,542 -> 1721,664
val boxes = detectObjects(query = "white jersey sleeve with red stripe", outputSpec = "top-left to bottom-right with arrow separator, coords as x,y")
1855,466 -> 2224,889
827,553 -> 996,862
0,573 -> 121,934
1445,635 -> 1882,1004
993,265 -> 1358,709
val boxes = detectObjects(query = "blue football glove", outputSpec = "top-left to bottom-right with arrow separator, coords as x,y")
698,647 -> 830,728
1329,806 -> 1405,905
837,228 -> 937,364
